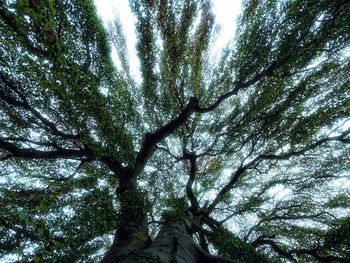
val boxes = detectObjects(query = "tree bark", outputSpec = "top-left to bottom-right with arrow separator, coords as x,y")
102,221 -> 202,263
100,166 -> 238,263
101,168 -> 151,262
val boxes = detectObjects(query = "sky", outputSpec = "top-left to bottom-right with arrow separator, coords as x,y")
94,0 -> 242,82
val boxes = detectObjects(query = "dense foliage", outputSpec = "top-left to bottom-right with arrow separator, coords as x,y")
0,0 -> 349,262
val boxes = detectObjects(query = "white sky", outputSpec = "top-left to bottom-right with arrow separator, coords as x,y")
94,0 -> 242,82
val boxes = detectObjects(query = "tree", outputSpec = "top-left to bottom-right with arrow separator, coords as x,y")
0,0 -> 349,262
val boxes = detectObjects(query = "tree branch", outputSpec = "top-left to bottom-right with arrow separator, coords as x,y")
183,150 -> 200,212
134,97 -> 199,173
56,158 -> 91,181
197,61 -> 278,113
0,140 -> 92,160
134,60 -> 281,174
207,128 -> 350,213
0,73 -> 80,140
0,4 -> 50,58
252,237 -> 349,263
260,129 -> 350,161
251,238 -> 297,262
207,164 -> 248,213
0,137 -> 60,149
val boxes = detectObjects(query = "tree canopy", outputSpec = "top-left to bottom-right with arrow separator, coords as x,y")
0,0 -> 349,262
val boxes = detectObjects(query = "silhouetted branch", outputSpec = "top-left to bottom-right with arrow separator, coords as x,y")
135,97 -> 199,173
134,60 -> 282,175
183,150 -> 200,212
252,237 -> 349,263
207,128 -> 350,213
251,238 -> 297,262
0,73 -> 80,140
0,139 -> 92,160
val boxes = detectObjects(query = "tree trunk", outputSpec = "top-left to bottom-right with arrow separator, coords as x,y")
102,221 -> 201,263
101,166 -> 223,263
100,167 -> 200,262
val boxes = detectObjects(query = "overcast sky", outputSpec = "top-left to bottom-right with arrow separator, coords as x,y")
94,0 -> 242,82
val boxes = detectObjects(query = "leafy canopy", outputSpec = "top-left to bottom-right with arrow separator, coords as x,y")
0,0 -> 349,262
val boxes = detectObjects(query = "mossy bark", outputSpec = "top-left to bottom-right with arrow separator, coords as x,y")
101,169 -> 204,263
102,222 -> 201,263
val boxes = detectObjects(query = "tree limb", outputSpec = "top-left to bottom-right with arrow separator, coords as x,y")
0,73 -> 80,140
134,97 -> 199,173
207,128 -> 350,213
183,150 -> 199,212
251,238 -> 297,262
252,237 -> 349,263
0,140 -> 92,160
134,60 -> 281,174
